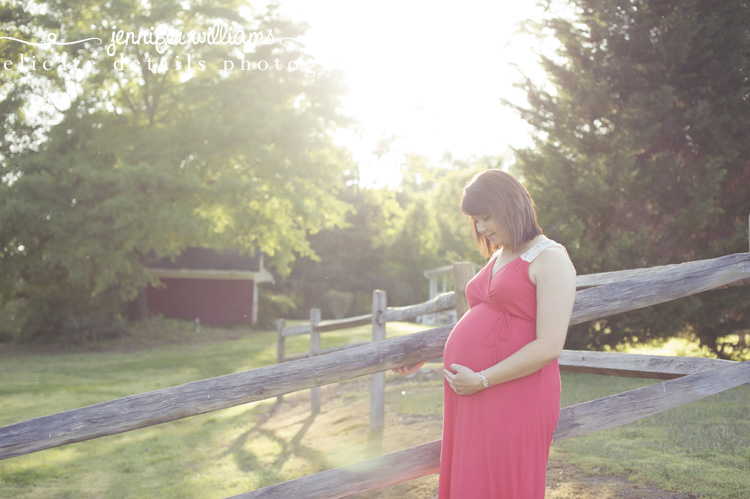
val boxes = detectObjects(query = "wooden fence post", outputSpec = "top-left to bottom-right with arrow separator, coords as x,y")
452,262 -> 475,319
310,308 -> 321,415
370,290 -> 387,430
276,319 -> 286,364
276,318 -> 286,403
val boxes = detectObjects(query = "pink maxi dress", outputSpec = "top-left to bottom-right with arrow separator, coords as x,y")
440,239 -> 563,498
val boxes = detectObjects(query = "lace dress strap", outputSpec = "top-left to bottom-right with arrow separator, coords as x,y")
520,238 -> 563,263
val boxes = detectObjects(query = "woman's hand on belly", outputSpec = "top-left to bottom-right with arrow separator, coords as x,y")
444,364 -> 485,396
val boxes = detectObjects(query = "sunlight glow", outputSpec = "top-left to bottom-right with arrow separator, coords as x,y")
275,0 -> 552,187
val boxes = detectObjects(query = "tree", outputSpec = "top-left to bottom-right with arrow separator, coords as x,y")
285,184 -> 403,317
429,154 -> 500,266
0,1 -> 351,340
279,153 -> 494,319
375,153 -> 493,306
511,0 -> 750,357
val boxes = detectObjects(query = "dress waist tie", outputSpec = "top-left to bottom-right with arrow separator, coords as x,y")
483,310 -> 512,363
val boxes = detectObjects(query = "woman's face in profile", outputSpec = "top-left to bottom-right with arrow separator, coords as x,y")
472,214 -> 508,248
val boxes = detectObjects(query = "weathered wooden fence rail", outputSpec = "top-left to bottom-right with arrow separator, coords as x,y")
276,292 -> 457,364
277,252 -> 748,364
276,314 -> 372,363
275,286 -> 457,425
232,360 -> 750,499
0,252 -> 748,499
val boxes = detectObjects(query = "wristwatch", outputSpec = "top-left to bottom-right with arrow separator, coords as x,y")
478,370 -> 490,389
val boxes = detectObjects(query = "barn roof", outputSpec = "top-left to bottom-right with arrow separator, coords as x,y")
151,247 -> 262,272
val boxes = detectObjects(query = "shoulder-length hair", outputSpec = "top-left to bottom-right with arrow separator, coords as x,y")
461,169 -> 543,257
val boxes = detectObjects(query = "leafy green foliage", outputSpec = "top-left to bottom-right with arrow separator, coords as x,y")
382,154 -> 501,306
0,1 -> 351,340
283,153 -> 493,318
285,183 -> 401,315
511,0 -> 750,356
256,290 -> 296,330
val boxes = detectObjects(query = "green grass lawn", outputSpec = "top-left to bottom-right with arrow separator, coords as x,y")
555,373 -> 750,499
552,338 -> 750,499
0,323 -> 748,498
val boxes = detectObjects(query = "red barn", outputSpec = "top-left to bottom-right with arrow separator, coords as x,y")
146,248 -> 273,325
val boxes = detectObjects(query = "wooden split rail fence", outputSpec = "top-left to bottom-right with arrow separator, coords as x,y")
275,262 -> 472,426
0,252 -> 748,499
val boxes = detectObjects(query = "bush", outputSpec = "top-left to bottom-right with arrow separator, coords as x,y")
257,290 -> 297,330
0,299 -> 26,343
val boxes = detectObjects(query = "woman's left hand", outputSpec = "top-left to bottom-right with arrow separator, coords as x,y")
444,364 -> 485,396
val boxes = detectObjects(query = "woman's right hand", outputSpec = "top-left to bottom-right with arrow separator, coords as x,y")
392,361 -> 427,375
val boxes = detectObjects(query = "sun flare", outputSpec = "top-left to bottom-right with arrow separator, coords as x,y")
276,0 -> 549,187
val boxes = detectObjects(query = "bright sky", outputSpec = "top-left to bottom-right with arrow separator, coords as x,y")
273,0 -> 551,187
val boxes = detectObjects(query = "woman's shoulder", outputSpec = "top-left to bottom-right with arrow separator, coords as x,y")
527,238 -> 576,281
520,236 -> 565,262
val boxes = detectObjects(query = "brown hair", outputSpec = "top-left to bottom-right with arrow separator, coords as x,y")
461,169 -> 543,257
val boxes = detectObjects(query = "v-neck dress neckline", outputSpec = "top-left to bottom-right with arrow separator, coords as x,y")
488,237 -> 553,285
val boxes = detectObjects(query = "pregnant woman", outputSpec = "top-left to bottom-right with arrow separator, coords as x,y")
395,169 -> 576,498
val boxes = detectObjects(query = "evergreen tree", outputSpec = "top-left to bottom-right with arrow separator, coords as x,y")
511,0 -> 750,357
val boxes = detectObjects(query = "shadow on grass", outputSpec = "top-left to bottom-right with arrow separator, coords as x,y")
218,398 -> 327,488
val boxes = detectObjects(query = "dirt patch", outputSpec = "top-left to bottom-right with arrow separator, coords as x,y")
545,458 -> 698,499
355,456 -> 696,499
255,374 -> 695,498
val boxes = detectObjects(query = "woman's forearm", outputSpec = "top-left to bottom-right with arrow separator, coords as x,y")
483,338 -> 561,386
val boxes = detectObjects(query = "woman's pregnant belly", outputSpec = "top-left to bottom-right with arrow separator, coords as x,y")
443,303 -> 536,371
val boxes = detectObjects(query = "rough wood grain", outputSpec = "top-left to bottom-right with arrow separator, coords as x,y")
275,319 -> 285,365
570,253 -> 750,325
0,325 -> 453,460
278,315 -> 371,359
284,293 -> 455,338
452,262 -> 475,319
230,440 -> 442,499
555,361 -> 750,440
370,290 -> 387,429
317,314 -> 372,333
382,292 -> 455,322
1,253 -> 747,460
310,308 -> 321,416
282,341 -> 370,363
236,362 -> 749,498
559,350 -> 736,379
275,318 -> 286,404
576,253 -> 750,289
